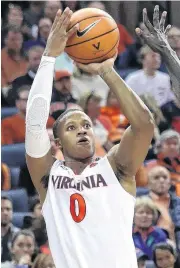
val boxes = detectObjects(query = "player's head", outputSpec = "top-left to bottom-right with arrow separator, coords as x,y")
53,109 -> 95,160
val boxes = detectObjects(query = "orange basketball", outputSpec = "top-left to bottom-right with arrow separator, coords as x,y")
65,8 -> 119,64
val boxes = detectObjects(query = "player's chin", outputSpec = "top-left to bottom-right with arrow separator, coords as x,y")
75,145 -> 95,159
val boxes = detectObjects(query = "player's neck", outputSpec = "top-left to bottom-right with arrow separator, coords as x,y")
64,156 -> 94,175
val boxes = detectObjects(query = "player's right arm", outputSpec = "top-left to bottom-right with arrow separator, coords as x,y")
136,5 -> 180,102
25,8 -> 78,202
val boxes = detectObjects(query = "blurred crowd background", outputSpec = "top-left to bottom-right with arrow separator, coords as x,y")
1,1 -> 180,268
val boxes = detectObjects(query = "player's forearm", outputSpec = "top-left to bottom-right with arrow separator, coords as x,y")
161,45 -> 180,101
27,56 -> 55,114
100,68 -> 154,131
25,56 -> 55,158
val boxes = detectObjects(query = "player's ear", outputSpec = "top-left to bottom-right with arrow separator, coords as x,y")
55,138 -> 62,150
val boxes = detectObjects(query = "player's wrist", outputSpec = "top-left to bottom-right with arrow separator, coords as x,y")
99,66 -> 113,79
43,48 -> 64,58
43,50 -> 56,58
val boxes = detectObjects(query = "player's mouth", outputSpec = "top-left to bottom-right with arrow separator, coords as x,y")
77,137 -> 90,145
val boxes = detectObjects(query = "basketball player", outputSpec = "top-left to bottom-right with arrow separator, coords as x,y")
25,8 -> 154,268
136,5 -> 180,102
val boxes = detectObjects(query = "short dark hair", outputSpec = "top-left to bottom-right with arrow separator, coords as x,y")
1,195 -> 13,205
53,108 -> 83,139
153,242 -> 177,266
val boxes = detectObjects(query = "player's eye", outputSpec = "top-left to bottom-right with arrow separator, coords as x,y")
67,125 -> 75,131
84,123 -> 91,129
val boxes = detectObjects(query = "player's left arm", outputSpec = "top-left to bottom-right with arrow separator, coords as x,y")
102,68 -> 154,196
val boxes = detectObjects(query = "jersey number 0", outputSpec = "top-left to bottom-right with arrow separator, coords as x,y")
70,193 -> 86,223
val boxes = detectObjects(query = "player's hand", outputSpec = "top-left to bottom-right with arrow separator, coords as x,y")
44,7 -> 79,57
135,5 -> 171,54
75,52 -> 117,75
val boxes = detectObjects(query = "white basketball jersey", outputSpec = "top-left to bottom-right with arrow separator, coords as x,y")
42,156 -> 138,268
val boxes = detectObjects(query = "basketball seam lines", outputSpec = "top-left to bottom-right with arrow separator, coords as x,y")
67,36 -> 119,61
68,15 -> 115,31
66,27 -> 118,48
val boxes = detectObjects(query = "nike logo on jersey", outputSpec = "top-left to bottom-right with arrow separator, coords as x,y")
77,19 -> 101,37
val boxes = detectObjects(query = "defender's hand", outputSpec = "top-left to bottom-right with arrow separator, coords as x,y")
135,5 -> 171,54
76,53 -> 117,76
44,8 -> 79,57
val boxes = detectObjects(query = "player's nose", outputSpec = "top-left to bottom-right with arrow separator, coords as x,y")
77,128 -> 87,136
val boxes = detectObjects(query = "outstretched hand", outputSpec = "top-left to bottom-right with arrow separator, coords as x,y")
135,5 -> 171,54
75,52 -> 117,75
44,7 -> 79,57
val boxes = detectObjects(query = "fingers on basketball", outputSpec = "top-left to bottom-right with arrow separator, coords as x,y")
56,7 -> 72,30
63,10 -> 73,28
68,23 -> 79,38
51,9 -> 62,31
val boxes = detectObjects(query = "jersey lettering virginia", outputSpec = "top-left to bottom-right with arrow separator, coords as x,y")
42,156 -> 138,268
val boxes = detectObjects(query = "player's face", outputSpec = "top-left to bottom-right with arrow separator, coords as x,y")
134,205 -> 154,229
59,111 -> 95,160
